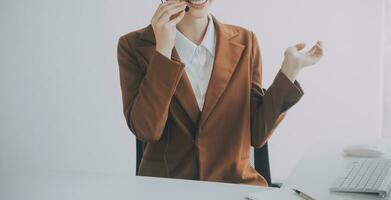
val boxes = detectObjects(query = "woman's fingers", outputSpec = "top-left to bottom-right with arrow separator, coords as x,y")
295,43 -> 306,51
285,43 -> 305,57
314,46 -> 323,57
317,40 -> 323,47
308,44 -> 318,55
168,10 -> 186,26
315,41 -> 323,57
308,41 -> 323,57
153,1 -> 176,21
158,3 -> 187,23
152,1 -> 185,24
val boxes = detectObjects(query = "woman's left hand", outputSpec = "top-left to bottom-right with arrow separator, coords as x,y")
280,41 -> 324,82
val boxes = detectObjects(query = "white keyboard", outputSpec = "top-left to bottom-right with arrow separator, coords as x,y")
330,159 -> 391,198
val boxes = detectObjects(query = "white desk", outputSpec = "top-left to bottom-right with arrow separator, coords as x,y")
2,139 -> 391,200
0,171 -> 269,200
282,139 -> 391,200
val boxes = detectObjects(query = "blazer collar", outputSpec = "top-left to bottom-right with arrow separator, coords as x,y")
138,15 -> 245,130
175,14 -> 216,63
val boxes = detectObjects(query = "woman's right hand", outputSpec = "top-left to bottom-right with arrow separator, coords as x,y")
280,41 -> 324,82
151,0 -> 187,59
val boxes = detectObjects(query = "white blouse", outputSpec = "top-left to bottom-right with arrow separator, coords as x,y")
175,15 -> 216,111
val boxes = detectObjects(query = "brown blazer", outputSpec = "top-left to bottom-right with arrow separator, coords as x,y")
117,16 -> 303,187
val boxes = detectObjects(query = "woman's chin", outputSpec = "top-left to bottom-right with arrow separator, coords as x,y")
186,7 -> 210,19
184,0 -> 212,19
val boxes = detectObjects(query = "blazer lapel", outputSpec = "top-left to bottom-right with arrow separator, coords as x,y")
172,48 -> 201,124
137,25 -> 201,125
198,16 -> 245,127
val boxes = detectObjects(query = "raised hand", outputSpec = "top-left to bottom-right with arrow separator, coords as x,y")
281,41 -> 324,82
151,0 -> 187,59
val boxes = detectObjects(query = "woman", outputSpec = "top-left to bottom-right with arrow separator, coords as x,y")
117,0 -> 323,186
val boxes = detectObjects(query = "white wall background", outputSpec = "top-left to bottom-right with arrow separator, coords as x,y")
383,0 -> 391,137
0,0 -> 387,182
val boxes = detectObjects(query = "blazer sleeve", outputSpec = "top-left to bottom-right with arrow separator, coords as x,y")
250,32 -> 304,148
117,36 -> 185,143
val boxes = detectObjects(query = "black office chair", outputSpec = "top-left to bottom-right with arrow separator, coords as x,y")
135,139 -> 277,187
253,143 -> 279,187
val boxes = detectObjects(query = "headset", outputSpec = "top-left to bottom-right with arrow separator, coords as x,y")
160,0 -> 190,12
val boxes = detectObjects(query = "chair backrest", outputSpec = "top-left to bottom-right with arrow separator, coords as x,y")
253,143 -> 272,186
136,139 -> 143,175
135,139 -> 273,186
